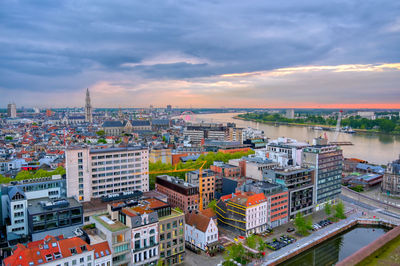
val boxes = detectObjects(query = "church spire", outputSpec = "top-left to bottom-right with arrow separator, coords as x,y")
85,88 -> 93,123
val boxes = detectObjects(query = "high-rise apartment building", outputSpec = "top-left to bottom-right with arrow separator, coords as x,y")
264,167 -> 315,219
302,145 -> 343,210
7,103 -> 17,118
66,146 -> 149,202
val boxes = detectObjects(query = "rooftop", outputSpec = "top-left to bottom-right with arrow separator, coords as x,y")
28,197 -> 82,215
92,214 -> 129,232
159,208 -> 184,222
90,146 -> 146,154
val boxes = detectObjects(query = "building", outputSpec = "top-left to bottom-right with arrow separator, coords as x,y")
28,197 -> 83,241
264,167 -> 315,219
156,175 -> 199,213
302,145 -> 343,210
216,191 -> 267,236
92,212 -> 132,265
227,127 -> 244,144
186,169 -> 215,209
210,161 -> 241,179
3,235 -> 112,266
85,88 -> 93,123
156,200 -> 185,265
382,155 -> 400,196
109,201 -> 160,265
357,111 -> 376,120
238,180 -> 289,228
265,137 -> 309,166
66,146 -> 149,202
149,147 -> 172,164
185,210 -> 219,251
7,103 -> 17,118
285,109 -> 295,119
183,130 -> 204,145
342,173 -> 383,189
0,176 -> 67,242
229,157 -> 279,181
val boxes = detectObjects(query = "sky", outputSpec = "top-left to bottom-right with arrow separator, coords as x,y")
1,0 -> 400,108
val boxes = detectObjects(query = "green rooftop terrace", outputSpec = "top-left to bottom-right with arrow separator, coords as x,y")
92,213 -> 129,232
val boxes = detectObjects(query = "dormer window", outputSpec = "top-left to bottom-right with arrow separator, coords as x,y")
45,254 -> 53,261
81,245 -> 87,251
70,247 -> 77,254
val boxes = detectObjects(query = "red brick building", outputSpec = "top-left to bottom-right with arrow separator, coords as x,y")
155,175 -> 199,213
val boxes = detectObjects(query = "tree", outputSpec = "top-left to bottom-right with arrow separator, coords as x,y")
224,243 -> 246,264
245,234 -> 261,249
324,202 -> 332,216
334,201 -> 346,219
96,130 -> 105,136
294,212 -> 310,235
5,136 -> 13,141
98,139 -> 107,144
15,170 -> 33,181
208,199 -> 217,212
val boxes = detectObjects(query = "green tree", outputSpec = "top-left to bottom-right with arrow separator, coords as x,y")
294,212 -> 310,235
224,243 -> 246,264
207,199 -> 217,212
324,202 -> 332,216
15,170 -> 33,181
96,130 -> 105,136
245,234 -> 261,249
334,201 -> 346,219
5,136 -> 13,141
98,139 -> 107,144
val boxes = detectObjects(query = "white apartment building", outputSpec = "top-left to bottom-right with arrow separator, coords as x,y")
246,197 -> 268,234
185,211 -> 218,251
66,146 -> 149,202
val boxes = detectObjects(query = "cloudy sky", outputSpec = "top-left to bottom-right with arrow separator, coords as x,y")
1,0 -> 399,108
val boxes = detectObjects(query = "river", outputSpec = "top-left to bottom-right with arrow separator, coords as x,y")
279,226 -> 389,266
190,112 -> 400,165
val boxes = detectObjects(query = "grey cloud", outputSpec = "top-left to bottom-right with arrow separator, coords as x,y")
0,0 -> 399,105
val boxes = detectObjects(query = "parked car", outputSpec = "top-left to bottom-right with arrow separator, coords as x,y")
287,227 -> 295,232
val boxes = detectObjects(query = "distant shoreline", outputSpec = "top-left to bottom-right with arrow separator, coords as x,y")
233,116 -> 400,136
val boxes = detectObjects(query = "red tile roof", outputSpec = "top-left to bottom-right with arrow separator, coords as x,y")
220,191 -> 266,207
3,235 -> 95,266
185,211 -> 212,232
91,241 -> 111,259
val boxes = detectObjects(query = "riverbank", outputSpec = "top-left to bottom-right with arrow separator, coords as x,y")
234,116 -> 400,136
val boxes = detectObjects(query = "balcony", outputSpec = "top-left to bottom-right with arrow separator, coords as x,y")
133,242 -> 159,252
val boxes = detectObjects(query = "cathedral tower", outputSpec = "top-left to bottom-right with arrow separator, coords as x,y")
85,88 -> 93,123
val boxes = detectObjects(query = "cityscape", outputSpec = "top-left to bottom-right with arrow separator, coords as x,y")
1,1 -> 400,266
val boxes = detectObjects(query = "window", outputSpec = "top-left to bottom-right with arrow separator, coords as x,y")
80,257 -> 84,263
87,255 -> 91,261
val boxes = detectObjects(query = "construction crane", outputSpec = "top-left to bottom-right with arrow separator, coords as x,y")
332,110 -> 343,143
198,160 -> 207,211
148,160 -> 208,211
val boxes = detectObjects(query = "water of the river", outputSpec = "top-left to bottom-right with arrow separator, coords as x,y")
190,112 -> 400,165
279,226 -> 389,266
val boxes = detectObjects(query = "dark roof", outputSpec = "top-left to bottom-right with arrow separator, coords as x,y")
102,121 -> 123,127
152,119 -> 170,125
131,120 -> 150,126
